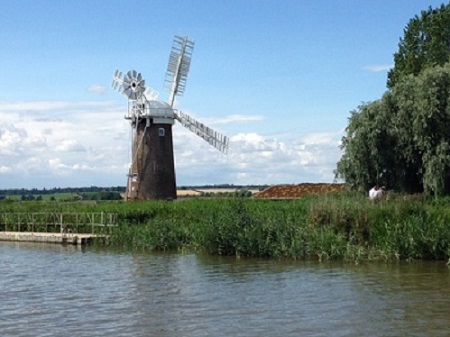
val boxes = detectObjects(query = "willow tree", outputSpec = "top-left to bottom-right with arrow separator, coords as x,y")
336,64 -> 450,195
337,3 -> 450,196
335,93 -> 399,193
404,65 -> 450,195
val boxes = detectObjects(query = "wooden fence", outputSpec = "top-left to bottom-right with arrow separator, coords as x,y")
0,212 -> 118,234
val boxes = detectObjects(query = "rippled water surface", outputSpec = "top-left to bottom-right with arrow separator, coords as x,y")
1,242 -> 450,336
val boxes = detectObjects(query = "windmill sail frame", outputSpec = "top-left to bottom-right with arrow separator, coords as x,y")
176,111 -> 229,153
164,35 -> 195,106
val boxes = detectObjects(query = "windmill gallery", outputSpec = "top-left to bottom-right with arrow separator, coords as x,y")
112,35 -> 229,201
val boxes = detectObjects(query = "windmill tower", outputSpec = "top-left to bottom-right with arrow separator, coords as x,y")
112,35 -> 229,200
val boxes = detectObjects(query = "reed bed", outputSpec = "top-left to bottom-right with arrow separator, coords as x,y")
1,194 -> 450,261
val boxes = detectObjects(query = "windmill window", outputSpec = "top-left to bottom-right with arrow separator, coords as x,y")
158,128 -> 165,137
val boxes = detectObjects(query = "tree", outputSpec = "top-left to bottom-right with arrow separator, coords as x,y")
337,3 -> 450,196
335,93 -> 399,192
387,3 -> 450,88
336,63 -> 450,195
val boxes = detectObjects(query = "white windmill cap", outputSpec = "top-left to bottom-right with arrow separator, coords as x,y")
146,100 -> 175,119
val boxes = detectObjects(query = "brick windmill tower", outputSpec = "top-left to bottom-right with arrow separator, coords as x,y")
112,35 -> 229,200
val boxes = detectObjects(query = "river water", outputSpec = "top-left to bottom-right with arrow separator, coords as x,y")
1,242 -> 449,337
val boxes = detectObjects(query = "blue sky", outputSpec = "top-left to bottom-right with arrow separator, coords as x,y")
0,1 -> 446,189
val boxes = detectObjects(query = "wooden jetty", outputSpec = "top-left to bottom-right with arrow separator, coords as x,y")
0,212 -> 117,246
0,231 -> 102,245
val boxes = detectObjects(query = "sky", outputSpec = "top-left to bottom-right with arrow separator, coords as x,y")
0,0 -> 447,189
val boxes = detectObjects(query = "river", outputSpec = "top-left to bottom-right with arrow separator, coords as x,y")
1,242 -> 449,336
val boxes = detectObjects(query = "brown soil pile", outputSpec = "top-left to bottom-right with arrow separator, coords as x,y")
255,183 -> 346,199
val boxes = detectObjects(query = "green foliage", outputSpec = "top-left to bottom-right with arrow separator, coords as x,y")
336,63 -> 450,195
336,94 -> 398,192
388,3 -> 450,88
339,4 -> 450,195
85,195 -> 450,261
2,195 -> 450,261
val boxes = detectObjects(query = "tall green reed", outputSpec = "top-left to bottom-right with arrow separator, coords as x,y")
2,193 -> 450,261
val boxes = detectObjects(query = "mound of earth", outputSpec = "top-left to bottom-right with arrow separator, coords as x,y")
255,183 -> 346,199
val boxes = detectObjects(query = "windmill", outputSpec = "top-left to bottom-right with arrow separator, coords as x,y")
112,35 -> 229,200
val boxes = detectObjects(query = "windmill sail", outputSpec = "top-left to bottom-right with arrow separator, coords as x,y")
112,69 -> 146,101
164,35 -> 195,107
176,111 -> 229,153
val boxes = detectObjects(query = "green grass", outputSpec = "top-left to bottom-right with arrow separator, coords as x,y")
1,193 -> 450,261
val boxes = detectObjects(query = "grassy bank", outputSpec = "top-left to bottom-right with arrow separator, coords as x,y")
106,193 -> 450,261
1,193 -> 450,261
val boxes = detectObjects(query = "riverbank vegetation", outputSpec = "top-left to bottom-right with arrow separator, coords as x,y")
105,194 -> 450,261
2,192 -> 449,262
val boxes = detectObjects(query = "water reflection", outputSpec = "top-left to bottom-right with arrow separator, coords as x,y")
1,242 -> 449,337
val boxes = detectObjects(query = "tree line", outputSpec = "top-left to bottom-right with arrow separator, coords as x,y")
0,184 -> 265,201
0,186 -> 126,196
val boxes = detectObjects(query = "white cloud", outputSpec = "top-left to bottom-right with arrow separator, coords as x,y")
0,125 -> 25,156
0,99 -> 129,188
300,131 -> 341,146
363,64 -> 393,72
88,84 -> 106,95
0,98 -> 344,188
174,126 -> 343,186
0,166 -> 12,174
55,140 -> 86,153
48,158 -> 66,171
72,163 -> 94,171
48,158 -> 93,174
213,114 -> 265,125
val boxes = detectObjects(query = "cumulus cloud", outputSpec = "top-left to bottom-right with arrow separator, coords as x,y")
0,99 -> 129,188
0,165 -> 12,174
174,125 -> 343,186
0,98 -> 344,188
48,158 -> 94,173
0,125 -> 26,156
55,140 -> 86,153
48,158 -> 64,169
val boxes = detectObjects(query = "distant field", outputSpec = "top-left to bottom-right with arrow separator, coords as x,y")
2,189 -> 259,200
2,185 -> 349,201
177,188 -> 261,197
176,189 -> 201,197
